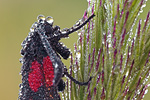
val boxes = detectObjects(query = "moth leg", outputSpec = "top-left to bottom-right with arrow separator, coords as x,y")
64,68 -> 92,85
57,79 -> 65,92
51,41 -> 70,59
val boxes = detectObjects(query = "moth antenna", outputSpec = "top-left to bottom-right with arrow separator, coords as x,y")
59,13 -> 95,38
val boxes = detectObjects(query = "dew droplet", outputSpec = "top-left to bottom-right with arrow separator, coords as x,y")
76,52 -> 81,59
55,63 -> 58,68
29,25 -> 36,32
145,89 -> 148,94
75,21 -> 80,26
37,15 -> 45,23
37,15 -> 45,20
19,58 -> 23,63
30,27 -> 34,32
68,54 -> 71,58
32,22 -> 38,28
46,16 -> 54,24
141,4 -> 146,9
61,31 -> 66,34
78,32 -> 81,36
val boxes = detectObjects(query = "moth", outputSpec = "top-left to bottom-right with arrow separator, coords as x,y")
19,13 -> 95,100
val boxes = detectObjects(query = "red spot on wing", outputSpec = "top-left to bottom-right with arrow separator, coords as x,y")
28,61 -> 43,92
43,56 -> 54,87
28,56 -> 54,92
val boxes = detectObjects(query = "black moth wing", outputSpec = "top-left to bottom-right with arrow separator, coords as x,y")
19,22 -> 62,100
35,20 -> 65,86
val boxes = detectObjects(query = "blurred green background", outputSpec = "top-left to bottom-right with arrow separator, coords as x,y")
0,0 -> 149,100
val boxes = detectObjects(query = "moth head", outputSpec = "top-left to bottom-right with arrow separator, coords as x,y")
44,16 -> 54,34
37,15 -> 54,34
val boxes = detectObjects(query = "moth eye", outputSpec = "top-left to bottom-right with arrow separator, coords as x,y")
46,16 -> 54,25
37,15 -> 45,23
